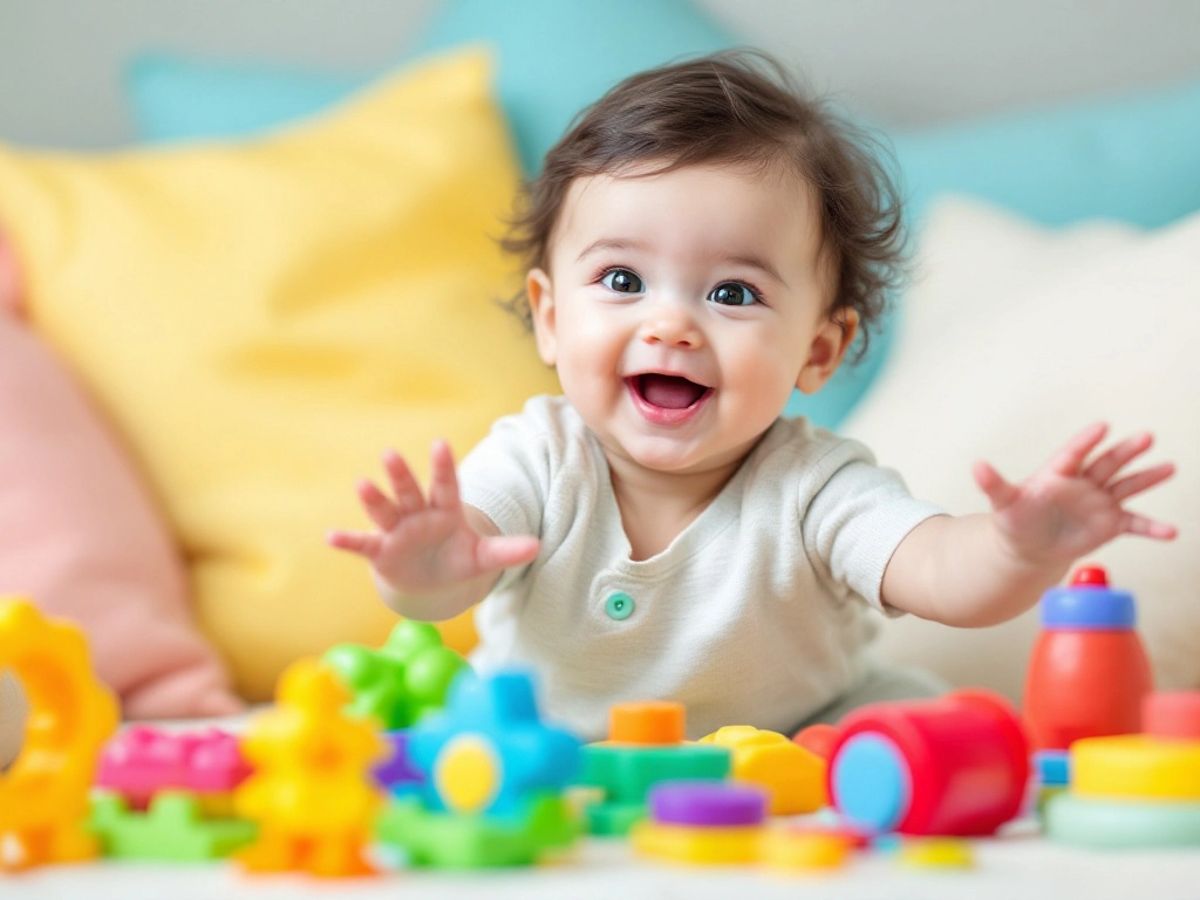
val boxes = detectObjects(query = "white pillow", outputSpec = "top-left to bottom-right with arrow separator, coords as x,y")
845,198 -> 1200,701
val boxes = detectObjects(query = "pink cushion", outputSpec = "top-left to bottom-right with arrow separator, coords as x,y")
0,231 -> 239,718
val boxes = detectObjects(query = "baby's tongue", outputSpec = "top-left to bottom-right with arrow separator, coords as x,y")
640,374 -> 704,409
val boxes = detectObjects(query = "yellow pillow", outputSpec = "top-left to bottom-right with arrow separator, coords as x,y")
0,48 -> 558,700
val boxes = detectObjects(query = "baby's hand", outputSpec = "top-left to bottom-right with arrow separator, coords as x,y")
973,422 -> 1177,566
327,441 -> 539,598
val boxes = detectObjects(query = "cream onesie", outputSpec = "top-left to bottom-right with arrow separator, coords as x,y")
458,395 -> 944,740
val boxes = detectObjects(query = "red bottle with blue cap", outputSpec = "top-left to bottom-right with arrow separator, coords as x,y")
1023,564 -> 1153,751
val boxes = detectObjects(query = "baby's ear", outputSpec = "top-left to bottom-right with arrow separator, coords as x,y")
0,228 -> 25,320
795,308 -> 859,394
527,268 -> 557,367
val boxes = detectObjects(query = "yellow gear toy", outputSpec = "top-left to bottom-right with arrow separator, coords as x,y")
0,598 -> 118,870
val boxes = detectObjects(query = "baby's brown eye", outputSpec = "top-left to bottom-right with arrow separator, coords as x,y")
601,268 -> 644,293
708,282 -> 758,306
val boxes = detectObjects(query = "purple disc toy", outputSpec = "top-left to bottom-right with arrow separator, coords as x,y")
649,781 -> 768,827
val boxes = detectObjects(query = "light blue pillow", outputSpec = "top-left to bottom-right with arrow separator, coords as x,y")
890,77 -> 1200,230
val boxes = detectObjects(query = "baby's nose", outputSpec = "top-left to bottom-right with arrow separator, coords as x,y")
639,305 -> 702,349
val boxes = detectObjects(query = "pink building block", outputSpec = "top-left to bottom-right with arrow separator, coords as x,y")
96,726 -> 250,807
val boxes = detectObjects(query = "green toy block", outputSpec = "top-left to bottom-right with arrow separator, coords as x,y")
89,790 -> 257,861
586,801 -> 647,837
579,743 -> 731,804
324,620 -> 467,730
376,794 -> 578,868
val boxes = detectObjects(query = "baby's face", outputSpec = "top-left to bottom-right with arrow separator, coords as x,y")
529,161 -> 851,477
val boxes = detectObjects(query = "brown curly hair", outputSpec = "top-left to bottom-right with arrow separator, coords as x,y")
500,49 -> 908,362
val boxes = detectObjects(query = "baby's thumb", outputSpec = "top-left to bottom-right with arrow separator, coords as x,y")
476,535 -> 540,572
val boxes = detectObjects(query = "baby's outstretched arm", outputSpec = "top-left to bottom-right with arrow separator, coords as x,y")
327,440 -> 540,621
882,422 -> 1177,627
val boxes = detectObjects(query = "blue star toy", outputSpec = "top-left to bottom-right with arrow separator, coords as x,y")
407,669 -> 582,818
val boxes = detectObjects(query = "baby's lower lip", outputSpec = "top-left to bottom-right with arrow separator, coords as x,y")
624,378 -> 714,426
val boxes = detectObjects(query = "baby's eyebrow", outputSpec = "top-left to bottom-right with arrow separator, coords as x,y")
576,237 -> 647,262
724,253 -> 786,287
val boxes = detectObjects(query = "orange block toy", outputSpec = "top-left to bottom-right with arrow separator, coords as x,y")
0,598 -> 118,870
234,658 -> 385,878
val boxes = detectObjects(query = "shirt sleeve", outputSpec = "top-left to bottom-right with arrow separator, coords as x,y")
457,400 -> 553,593
800,438 -> 945,616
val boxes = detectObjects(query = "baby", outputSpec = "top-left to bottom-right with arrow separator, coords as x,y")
328,52 -> 1177,741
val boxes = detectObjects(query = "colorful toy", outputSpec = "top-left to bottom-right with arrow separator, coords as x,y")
1023,565 -> 1153,751
609,701 -> 685,744
234,658 -> 385,877
372,730 -> 425,796
96,725 -> 250,816
792,723 -> 839,760
323,619 -> 467,730
827,689 -> 1029,836
0,598 -> 118,870
374,668 -> 582,868
89,791 -> 256,861
760,827 -> 852,871
898,837 -> 975,869
699,725 -> 826,814
1031,749 -> 1071,815
1045,690 -> 1200,848
579,702 -> 731,836
632,782 -> 767,865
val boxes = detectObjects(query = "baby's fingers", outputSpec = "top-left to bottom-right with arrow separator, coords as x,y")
383,449 -> 425,517
1109,461 -> 1176,502
972,460 -> 1020,510
327,529 -> 384,559
1119,511 -> 1178,541
474,535 -> 540,572
428,440 -> 461,512
1084,431 -> 1153,486
358,479 -> 400,531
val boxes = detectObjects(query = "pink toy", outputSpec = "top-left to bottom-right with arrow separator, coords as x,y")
827,690 -> 1030,836
96,726 -> 250,809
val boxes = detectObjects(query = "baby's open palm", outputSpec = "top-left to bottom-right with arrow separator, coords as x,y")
327,441 -> 539,594
974,422 -> 1177,565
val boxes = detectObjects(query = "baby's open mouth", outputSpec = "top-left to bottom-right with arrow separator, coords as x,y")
627,373 -> 713,409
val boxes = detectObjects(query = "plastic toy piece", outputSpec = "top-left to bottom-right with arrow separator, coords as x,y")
324,620 -> 467,731
96,726 -> 250,810
1023,565 -> 1153,751
761,828 -> 852,871
0,598 -> 119,870
1142,691 -> 1200,740
579,743 -> 731,836
898,838 -> 975,869
372,730 -> 425,795
89,790 -> 256,861
1033,750 -> 1070,787
374,670 -> 582,867
649,781 -> 767,827
792,723 -> 839,760
1045,792 -> 1200,848
828,690 -> 1029,836
699,725 -> 827,814
1071,734 -> 1200,801
609,701 -> 685,744
234,658 -> 385,878
375,793 -> 577,868
632,821 -> 763,865
406,669 -> 581,817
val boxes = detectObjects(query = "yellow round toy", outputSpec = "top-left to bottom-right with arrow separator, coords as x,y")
0,597 -> 118,870
1072,734 -> 1200,801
